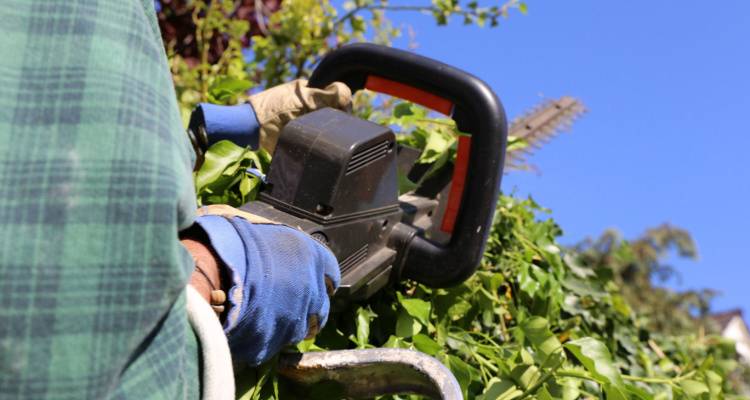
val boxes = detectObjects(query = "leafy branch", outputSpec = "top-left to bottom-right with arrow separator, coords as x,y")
335,0 -> 527,29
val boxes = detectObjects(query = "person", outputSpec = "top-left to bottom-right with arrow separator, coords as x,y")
0,1 -> 349,398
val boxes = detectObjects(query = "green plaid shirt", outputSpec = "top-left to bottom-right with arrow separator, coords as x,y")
0,1 -> 202,398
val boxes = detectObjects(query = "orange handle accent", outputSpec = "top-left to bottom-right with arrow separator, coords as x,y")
365,75 -> 454,116
363,75 -> 466,234
440,135 -> 471,233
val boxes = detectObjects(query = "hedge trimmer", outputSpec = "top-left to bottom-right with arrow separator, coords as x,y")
190,43 -> 581,399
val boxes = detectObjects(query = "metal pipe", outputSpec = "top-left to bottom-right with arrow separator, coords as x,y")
278,349 -> 463,400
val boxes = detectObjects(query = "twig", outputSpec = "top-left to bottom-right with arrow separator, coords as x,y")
334,5 -> 434,29
557,369 -> 697,385
621,370 -> 696,384
255,0 -> 270,35
333,2 -> 518,30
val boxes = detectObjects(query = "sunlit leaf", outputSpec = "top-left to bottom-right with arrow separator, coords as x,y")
395,310 -> 422,338
354,306 -> 377,348
679,379 -> 709,397
208,76 -> 253,103
519,317 -> 564,366
565,337 -> 624,387
412,333 -> 442,356
476,378 -> 522,400
397,292 -> 432,327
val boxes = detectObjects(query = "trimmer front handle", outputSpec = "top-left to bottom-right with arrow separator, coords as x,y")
309,43 -> 508,287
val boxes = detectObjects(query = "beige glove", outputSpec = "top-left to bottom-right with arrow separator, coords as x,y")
249,79 -> 352,154
196,204 -> 277,225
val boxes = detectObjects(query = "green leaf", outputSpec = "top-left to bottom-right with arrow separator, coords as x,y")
519,347 -> 535,365
564,337 -> 624,387
195,140 -> 248,190
476,378 -> 523,400
412,333 -> 442,356
563,253 -> 596,279
443,354 -> 478,397
238,175 -> 252,197
510,364 -> 540,390
611,294 -> 632,318
519,317 -> 563,366
704,369 -> 723,397
679,380 -> 709,397
446,299 -> 472,321
383,335 -> 411,349
561,276 -> 605,299
397,293 -> 432,326
295,338 -> 317,352
354,306 -> 377,348
623,383 -> 655,400
395,310 -> 422,338
536,386 -> 555,400
604,383 -> 629,400
208,76 -> 253,103
393,102 -> 415,118
397,172 -> 419,194
518,2 -> 528,14
418,127 -> 455,164
349,15 -> 366,32
559,378 -> 582,400
517,264 -> 543,298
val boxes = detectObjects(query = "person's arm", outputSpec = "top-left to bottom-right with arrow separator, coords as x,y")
181,225 -> 226,312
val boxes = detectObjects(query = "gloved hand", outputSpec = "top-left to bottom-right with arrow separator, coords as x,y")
249,79 -> 352,153
193,206 -> 340,366
191,79 -> 352,156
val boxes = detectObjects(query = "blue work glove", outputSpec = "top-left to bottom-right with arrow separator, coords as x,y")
194,213 -> 340,366
193,102 -> 261,149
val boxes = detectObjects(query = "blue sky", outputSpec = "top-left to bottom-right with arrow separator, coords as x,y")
381,1 -> 750,316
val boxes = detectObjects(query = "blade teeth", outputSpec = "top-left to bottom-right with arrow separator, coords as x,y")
505,96 -> 587,170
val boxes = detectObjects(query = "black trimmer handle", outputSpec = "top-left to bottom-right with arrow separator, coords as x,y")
309,43 -> 507,288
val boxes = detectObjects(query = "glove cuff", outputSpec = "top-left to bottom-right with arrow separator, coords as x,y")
193,215 -> 248,332
194,103 -> 261,149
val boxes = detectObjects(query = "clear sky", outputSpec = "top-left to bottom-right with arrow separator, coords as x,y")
381,1 -> 750,316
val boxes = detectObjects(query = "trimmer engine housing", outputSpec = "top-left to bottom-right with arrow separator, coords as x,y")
241,108 -> 403,299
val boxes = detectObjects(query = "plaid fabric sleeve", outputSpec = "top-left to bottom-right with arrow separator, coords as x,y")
0,1 -> 201,398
